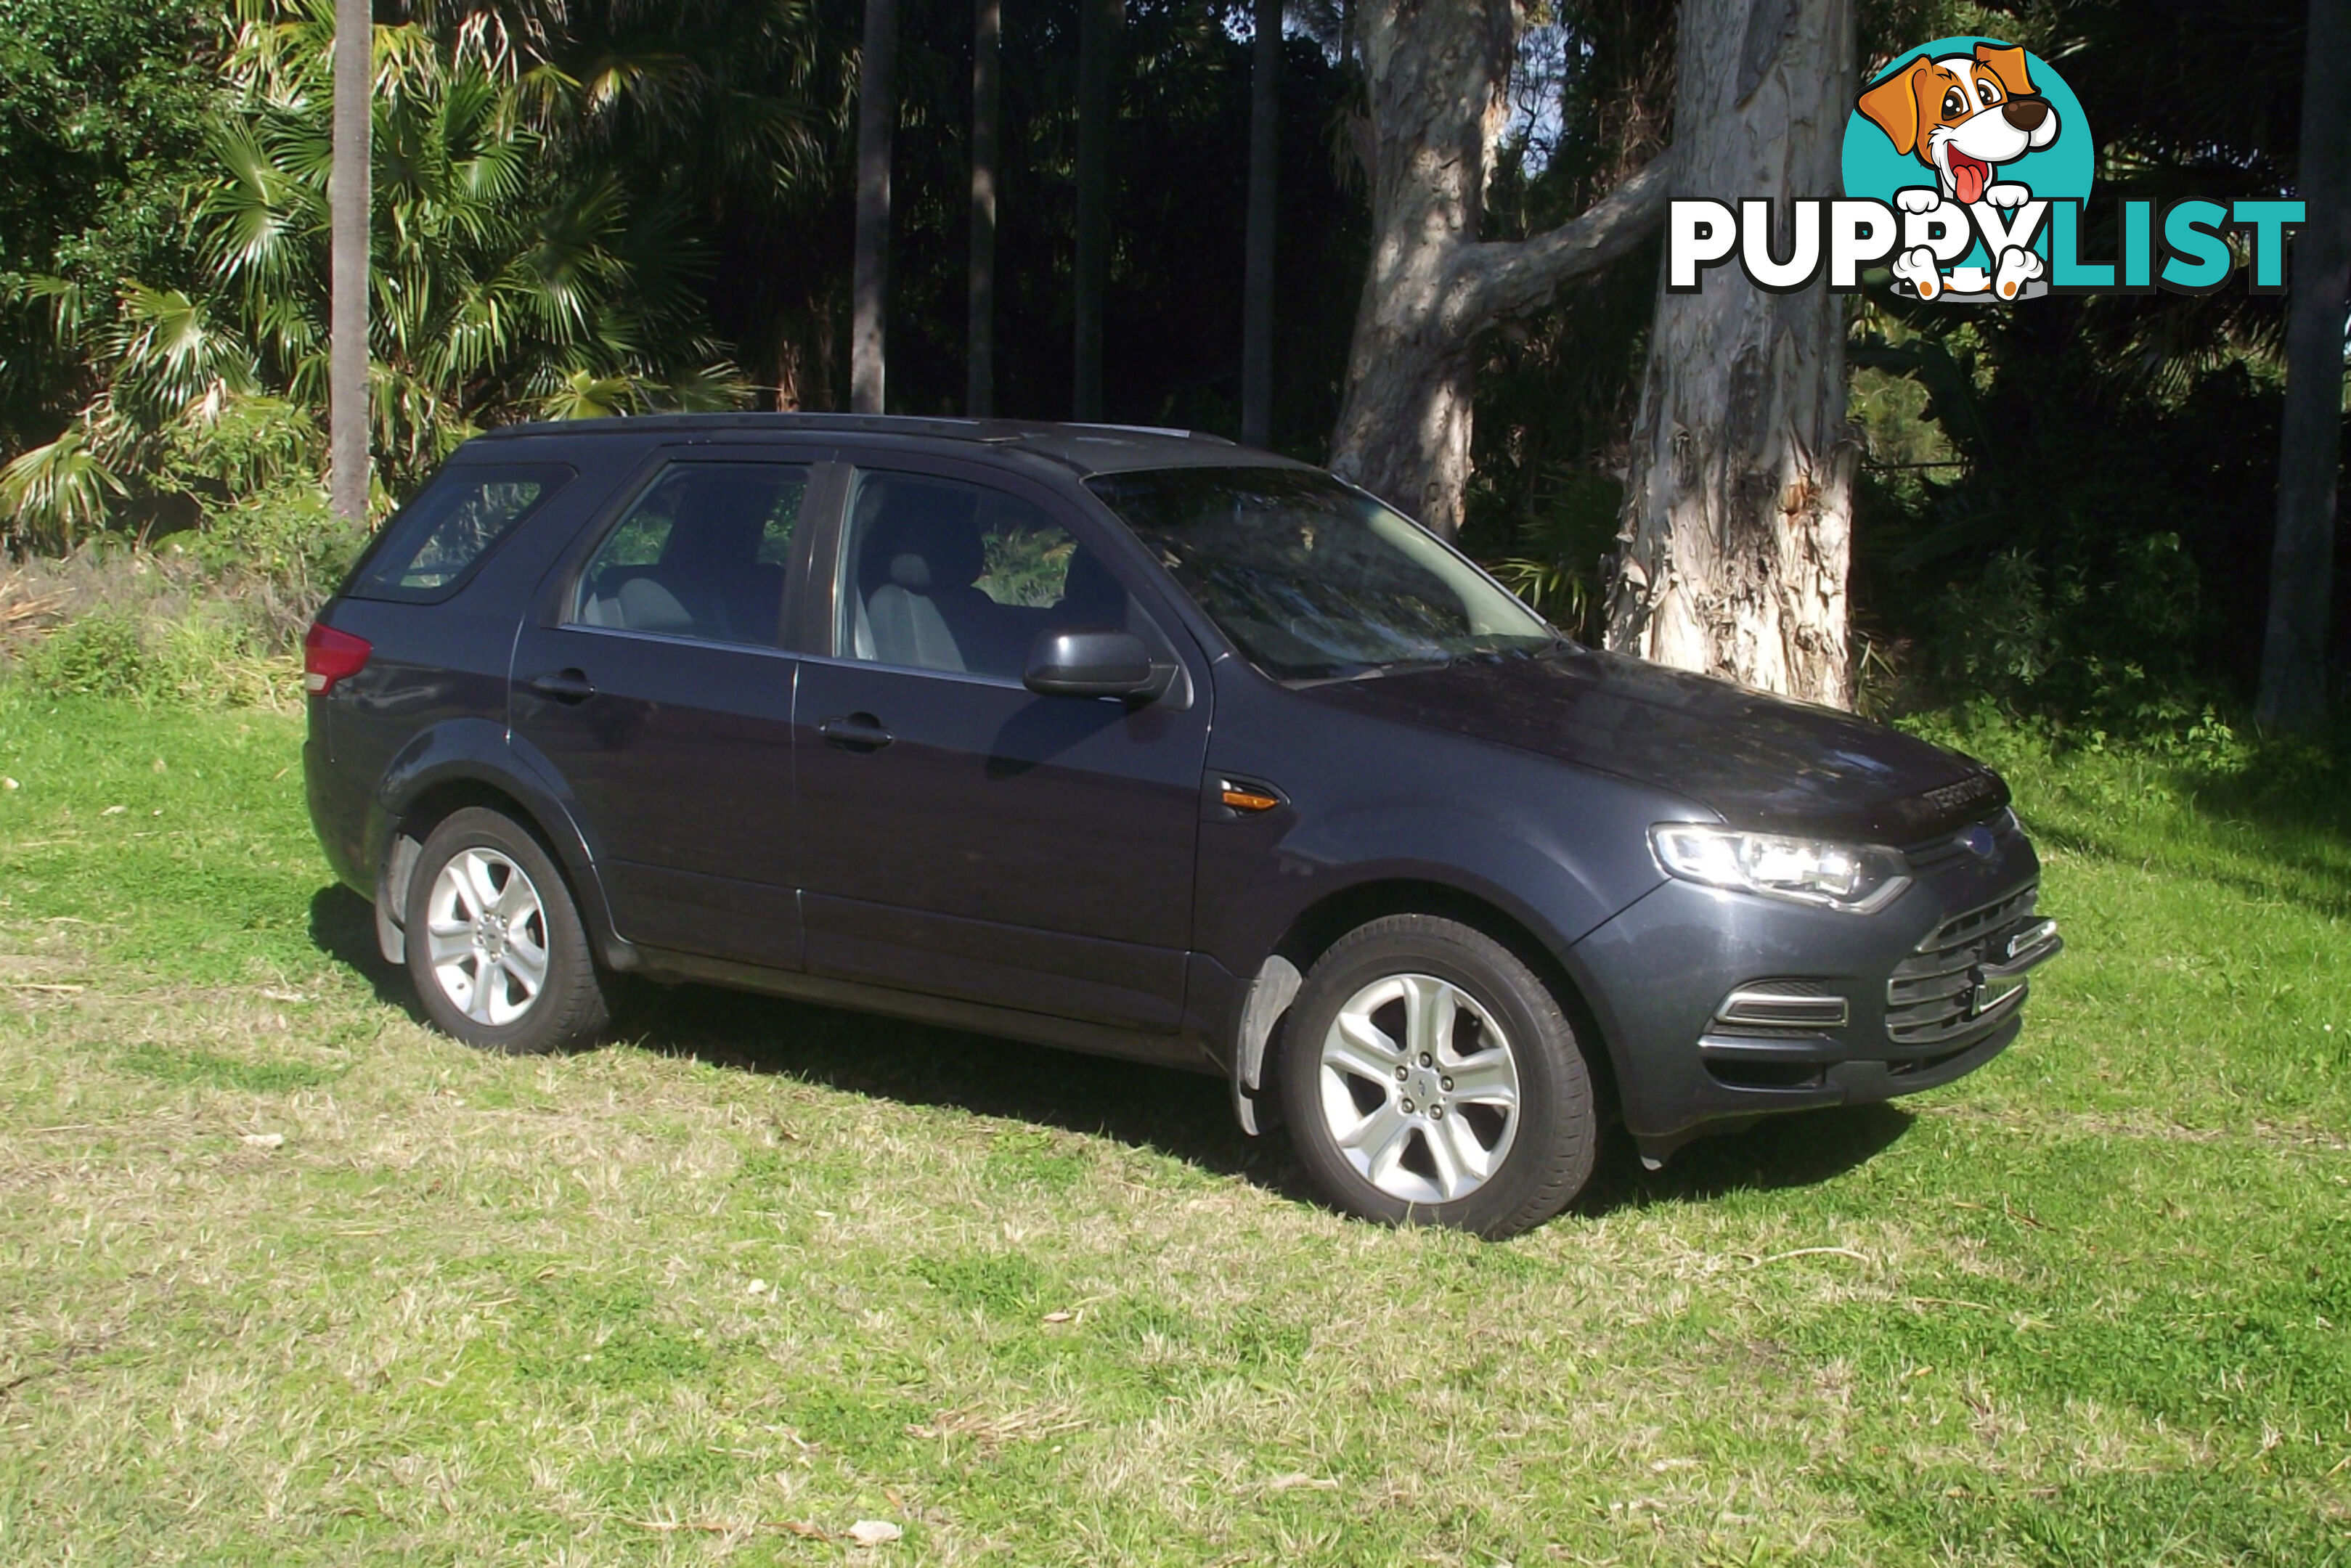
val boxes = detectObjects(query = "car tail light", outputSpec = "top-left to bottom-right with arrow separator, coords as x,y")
303,621 -> 372,695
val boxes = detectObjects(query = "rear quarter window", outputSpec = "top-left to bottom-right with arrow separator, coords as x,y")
343,462 -> 576,603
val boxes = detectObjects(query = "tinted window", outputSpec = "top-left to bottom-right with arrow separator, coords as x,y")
1088,466 -> 1553,681
841,473 -> 1130,679
346,463 -> 575,603
571,463 -> 809,647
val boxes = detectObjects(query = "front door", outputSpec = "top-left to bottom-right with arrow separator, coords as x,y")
510,452 -> 826,967
794,460 -> 1210,1031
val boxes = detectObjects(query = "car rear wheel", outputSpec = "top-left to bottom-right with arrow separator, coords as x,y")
1278,915 -> 1596,1237
404,807 -> 611,1055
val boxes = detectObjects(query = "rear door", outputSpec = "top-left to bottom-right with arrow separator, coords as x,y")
510,448 -> 836,967
792,454 -> 1212,1032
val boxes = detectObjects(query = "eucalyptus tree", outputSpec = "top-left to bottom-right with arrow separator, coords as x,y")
1325,0 -> 1677,537
968,0 -> 1001,417
852,0 -> 897,413
1605,0 -> 1858,707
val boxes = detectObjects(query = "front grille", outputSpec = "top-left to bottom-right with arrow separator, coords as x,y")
1899,807 -> 2018,875
1884,883 -> 2040,1048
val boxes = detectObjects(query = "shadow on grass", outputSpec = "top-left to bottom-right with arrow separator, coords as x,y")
618,978 -> 1305,1195
308,886 -> 427,1024
1583,1105 -> 1916,1216
309,883 -> 1918,1223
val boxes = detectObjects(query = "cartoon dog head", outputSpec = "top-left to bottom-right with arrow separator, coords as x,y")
1857,44 -> 2059,205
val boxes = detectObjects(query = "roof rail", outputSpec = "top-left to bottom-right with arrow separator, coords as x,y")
474,412 -> 1234,446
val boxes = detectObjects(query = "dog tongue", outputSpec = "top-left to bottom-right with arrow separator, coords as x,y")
1953,155 -> 1989,205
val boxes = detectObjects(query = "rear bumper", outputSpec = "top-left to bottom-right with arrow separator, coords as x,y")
303,703 -> 372,897
1568,821 -> 2055,1157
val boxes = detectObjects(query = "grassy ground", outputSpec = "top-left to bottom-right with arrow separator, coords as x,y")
0,688 -> 2345,1565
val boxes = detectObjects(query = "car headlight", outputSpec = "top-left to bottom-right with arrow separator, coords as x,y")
1650,823 -> 1912,914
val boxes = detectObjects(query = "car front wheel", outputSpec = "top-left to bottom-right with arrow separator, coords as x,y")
404,807 -> 611,1055
1278,915 -> 1596,1237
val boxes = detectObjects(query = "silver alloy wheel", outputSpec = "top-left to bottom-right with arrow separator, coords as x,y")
1318,972 -> 1521,1204
423,846 -> 550,1028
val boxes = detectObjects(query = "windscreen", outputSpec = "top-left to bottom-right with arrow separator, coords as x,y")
1086,466 -> 1555,681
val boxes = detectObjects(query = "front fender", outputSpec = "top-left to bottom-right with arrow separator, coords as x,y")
1197,785 -> 1666,984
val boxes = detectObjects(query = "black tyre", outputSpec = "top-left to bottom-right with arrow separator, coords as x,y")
403,807 -> 611,1055
1277,915 -> 1596,1237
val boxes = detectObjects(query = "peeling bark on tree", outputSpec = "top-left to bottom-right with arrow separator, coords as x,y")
1327,0 -> 1676,537
1605,0 -> 1856,708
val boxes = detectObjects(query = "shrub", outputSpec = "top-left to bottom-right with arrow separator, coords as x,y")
178,481 -> 368,618
15,602 -> 291,708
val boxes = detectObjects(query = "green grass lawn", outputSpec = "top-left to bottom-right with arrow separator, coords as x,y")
1,688 -> 2345,1565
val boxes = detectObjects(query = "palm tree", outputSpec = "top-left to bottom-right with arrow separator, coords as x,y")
1,1 -> 743,545
330,0 -> 370,520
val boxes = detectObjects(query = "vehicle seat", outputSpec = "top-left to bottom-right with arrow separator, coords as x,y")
579,569 -> 706,636
860,502 -> 1030,677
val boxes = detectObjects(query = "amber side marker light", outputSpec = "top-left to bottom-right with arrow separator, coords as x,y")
1220,783 -> 1282,814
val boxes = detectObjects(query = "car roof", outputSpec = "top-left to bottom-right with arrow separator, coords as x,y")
470,413 -> 1321,478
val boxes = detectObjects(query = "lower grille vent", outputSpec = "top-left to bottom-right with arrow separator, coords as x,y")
1885,883 -> 2040,1047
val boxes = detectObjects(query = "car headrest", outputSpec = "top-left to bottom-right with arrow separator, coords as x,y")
875,514 -> 986,593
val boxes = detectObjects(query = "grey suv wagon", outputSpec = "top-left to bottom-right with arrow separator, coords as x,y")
304,415 -> 2059,1236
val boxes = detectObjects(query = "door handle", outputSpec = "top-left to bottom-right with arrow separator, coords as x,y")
818,714 -> 894,752
526,669 -> 597,703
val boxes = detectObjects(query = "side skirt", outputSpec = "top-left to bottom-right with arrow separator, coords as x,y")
629,945 -> 1228,1076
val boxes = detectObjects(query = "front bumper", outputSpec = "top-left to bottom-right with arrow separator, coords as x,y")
1568,816 -> 2057,1159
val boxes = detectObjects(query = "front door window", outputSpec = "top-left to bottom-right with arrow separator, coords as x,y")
838,471 -> 1132,680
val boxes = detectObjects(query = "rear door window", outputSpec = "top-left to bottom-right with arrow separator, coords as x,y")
345,463 -> 576,603
569,462 -> 810,648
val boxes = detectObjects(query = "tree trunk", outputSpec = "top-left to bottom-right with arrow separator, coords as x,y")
2255,0 -> 2350,732
1327,0 -> 1676,536
1073,0 -> 1120,420
966,0 -> 1001,418
328,0 -> 370,523
1242,0 -> 1281,448
851,0 -> 898,415
1605,0 -> 1857,708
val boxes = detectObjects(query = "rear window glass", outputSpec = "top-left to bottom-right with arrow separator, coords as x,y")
345,463 -> 576,603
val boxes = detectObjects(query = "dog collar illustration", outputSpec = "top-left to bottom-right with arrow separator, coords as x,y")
1663,38 -> 2302,303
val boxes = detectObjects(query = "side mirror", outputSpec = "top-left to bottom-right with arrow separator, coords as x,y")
1023,628 -> 1164,700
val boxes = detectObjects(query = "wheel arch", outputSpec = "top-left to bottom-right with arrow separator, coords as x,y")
1253,877 -> 1624,1123
369,746 -> 628,971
